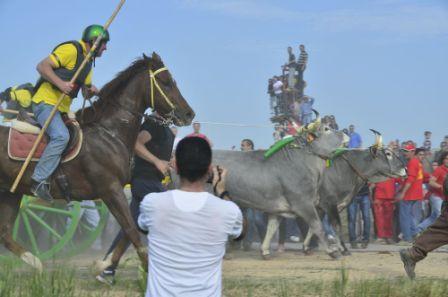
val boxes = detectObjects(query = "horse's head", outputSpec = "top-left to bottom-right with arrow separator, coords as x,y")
145,52 -> 195,126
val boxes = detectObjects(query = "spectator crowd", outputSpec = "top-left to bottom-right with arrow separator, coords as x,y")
185,117 -> 448,253
268,45 -> 315,133
186,43 -> 448,251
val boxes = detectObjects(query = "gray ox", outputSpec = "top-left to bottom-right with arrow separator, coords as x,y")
303,131 -> 407,254
212,114 -> 349,259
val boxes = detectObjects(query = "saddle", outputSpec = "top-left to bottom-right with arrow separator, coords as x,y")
7,117 -> 83,163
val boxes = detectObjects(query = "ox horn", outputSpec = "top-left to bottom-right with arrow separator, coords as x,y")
312,109 -> 321,124
305,109 -> 321,132
369,129 -> 383,147
295,109 -> 322,134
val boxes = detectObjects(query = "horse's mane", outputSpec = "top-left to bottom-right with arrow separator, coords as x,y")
76,57 -> 150,124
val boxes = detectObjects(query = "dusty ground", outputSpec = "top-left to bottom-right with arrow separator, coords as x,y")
68,242 -> 448,283
222,245 -> 448,282
3,243 -> 448,296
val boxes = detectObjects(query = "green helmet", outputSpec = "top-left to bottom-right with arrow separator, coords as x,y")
82,24 -> 110,44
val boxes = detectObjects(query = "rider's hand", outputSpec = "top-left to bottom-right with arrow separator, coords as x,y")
212,166 -> 228,197
59,81 -> 74,95
155,160 -> 170,176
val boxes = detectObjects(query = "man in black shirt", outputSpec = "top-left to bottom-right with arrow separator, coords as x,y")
296,44 -> 308,91
96,113 -> 174,285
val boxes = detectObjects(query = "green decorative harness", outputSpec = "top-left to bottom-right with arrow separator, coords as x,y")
264,137 -> 348,168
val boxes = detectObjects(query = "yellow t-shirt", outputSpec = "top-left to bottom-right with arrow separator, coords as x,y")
10,86 -> 33,108
32,40 -> 92,113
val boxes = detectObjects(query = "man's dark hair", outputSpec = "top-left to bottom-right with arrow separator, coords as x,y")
415,147 -> 425,155
175,136 -> 212,182
242,139 -> 254,150
438,151 -> 448,166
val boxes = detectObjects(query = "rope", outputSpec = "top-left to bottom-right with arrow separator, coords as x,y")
195,121 -> 273,128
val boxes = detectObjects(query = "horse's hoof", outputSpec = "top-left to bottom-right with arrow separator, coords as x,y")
329,250 -> 342,259
93,253 -> 113,274
20,252 -> 43,273
95,272 -> 116,286
341,250 -> 352,256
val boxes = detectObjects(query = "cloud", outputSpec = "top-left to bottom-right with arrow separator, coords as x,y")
179,0 -> 448,38
313,4 -> 448,38
180,0 -> 304,20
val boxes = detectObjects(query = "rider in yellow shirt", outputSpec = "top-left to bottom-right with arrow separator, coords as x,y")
30,25 -> 109,202
0,83 -> 34,120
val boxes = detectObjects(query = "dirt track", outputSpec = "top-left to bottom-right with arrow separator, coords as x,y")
222,246 -> 448,282
71,242 -> 448,283
3,243 -> 448,297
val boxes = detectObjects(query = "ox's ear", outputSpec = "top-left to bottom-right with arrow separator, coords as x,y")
369,146 -> 378,158
306,132 -> 317,143
142,53 -> 149,60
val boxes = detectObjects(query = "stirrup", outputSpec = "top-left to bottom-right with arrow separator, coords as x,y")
31,180 -> 54,202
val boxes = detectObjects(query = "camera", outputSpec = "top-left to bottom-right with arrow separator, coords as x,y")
206,166 -> 223,184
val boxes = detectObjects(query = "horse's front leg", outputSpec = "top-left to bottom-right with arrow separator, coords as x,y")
100,183 -> 148,271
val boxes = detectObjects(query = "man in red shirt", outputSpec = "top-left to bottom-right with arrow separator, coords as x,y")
187,122 -> 213,146
416,151 -> 448,233
400,151 -> 448,279
371,178 -> 399,243
395,144 -> 424,243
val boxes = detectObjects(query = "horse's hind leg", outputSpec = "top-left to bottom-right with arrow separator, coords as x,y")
0,191 -> 43,272
100,185 -> 147,271
94,231 -> 131,273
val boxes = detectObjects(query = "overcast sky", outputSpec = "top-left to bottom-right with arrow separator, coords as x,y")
0,0 -> 447,149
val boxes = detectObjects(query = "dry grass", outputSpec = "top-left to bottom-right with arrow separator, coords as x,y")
2,258 -> 448,297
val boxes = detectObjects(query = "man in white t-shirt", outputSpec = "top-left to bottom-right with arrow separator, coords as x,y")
272,76 -> 283,97
272,76 -> 284,116
138,136 -> 244,297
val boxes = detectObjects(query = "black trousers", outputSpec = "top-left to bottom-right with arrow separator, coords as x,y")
105,178 -> 166,259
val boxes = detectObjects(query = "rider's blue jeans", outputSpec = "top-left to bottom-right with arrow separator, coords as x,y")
31,102 -> 69,182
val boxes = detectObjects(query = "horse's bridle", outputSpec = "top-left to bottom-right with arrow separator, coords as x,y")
148,67 -> 175,112
107,66 -> 177,126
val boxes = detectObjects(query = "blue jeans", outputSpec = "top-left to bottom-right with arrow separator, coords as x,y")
279,218 -> 300,244
322,214 -> 336,237
301,113 -> 312,125
416,195 -> 443,233
31,103 -> 69,182
399,200 -> 421,242
243,208 -> 266,247
347,195 -> 371,242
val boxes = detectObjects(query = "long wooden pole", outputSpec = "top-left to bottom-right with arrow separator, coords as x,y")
10,0 -> 126,193
0,109 -> 34,117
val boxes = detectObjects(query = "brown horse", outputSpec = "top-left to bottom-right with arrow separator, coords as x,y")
0,52 -> 195,271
